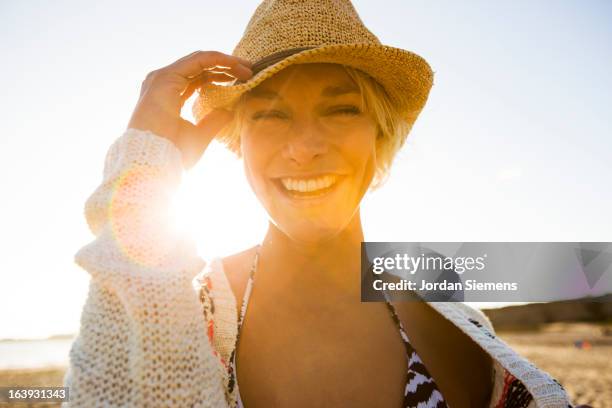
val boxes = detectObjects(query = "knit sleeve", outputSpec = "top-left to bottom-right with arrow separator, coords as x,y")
454,303 -> 496,334
63,128 -> 228,407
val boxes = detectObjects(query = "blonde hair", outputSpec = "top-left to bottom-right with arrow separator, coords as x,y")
215,64 -> 413,190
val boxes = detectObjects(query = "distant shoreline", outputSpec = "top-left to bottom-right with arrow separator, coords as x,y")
482,293 -> 612,330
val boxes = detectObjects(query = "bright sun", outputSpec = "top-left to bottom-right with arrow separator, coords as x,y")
166,143 -> 269,259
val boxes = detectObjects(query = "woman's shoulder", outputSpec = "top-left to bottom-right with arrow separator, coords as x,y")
195,245 -> 258,303
191,248 -> 258,407
218,245 -> 260,306
193,247 -> 259,363
427,302 -> 573,407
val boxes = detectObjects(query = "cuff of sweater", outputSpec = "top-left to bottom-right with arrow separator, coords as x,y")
103,128 -> 184,180
83,128 -> 185,235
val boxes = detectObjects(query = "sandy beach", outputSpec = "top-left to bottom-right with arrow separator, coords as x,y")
1,323 -> 610,407
0,366 -> 66,407
497,322 -> 611,407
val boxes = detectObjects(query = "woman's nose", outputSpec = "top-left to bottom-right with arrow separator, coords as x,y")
282,121 -> 329,165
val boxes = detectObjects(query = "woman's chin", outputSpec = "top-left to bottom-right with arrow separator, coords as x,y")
261,178 -> 362,244
274,219 -> 348,246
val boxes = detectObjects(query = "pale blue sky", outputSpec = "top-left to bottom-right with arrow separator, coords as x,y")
0,0 -> 610,339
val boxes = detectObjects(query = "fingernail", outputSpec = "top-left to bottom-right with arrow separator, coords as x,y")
239,57 -> 253,67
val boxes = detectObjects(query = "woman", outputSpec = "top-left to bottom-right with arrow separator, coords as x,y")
63,1 -> 577,407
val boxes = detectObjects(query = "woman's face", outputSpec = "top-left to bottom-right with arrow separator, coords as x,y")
240,63 -> 379,244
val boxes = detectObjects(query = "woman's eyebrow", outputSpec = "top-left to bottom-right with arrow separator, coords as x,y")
321,84 -> 359,98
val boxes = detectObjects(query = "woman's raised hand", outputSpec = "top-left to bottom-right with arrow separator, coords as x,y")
128,51 -> 253,168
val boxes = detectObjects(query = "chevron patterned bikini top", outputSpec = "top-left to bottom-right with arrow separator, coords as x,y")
229,245 -> 449,408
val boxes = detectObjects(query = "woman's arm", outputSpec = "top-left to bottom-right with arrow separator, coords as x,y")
63,51 -> 253,407
63,129 -> 227,407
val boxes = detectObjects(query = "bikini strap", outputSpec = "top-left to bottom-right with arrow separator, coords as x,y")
229,245 -> 261,398
383,294 -> 413,354
237,244 -> 261,328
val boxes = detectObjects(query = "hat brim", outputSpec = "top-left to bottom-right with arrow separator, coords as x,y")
193,43 -> 434,126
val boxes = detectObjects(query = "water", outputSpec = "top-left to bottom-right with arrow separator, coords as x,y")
0,338 -> 75,370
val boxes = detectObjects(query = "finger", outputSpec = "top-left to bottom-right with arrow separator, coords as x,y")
173,50 -> 200,64
236,56 -> 252,67
180,81 -> 199,103
173,50 -> 252,69
198,71 -> 238,83
180,72 -> 236,102
164,51 -> 253,81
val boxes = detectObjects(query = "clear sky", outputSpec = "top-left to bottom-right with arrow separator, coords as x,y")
1,0 -> 611,339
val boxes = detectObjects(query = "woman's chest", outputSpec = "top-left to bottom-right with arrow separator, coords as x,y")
234,301 -> 407,407
232,301 -> 483,408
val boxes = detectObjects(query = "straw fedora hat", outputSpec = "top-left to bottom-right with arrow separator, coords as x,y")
192,0 -> 434,137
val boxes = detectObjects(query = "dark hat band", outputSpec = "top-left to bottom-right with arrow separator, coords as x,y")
234,46 -> 316,84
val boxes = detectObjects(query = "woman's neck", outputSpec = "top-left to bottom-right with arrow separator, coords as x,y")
258,210 -> 365,298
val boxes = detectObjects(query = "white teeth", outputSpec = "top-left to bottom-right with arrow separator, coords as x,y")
280,175 -> 338,192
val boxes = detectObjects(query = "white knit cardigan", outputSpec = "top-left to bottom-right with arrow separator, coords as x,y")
62,128 -> 574,407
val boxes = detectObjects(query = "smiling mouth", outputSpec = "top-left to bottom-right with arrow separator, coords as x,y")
273,174 -> 342,199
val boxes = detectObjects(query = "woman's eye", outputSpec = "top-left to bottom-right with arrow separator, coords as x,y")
328,105 -> 361,116
252,110 -> 287,120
